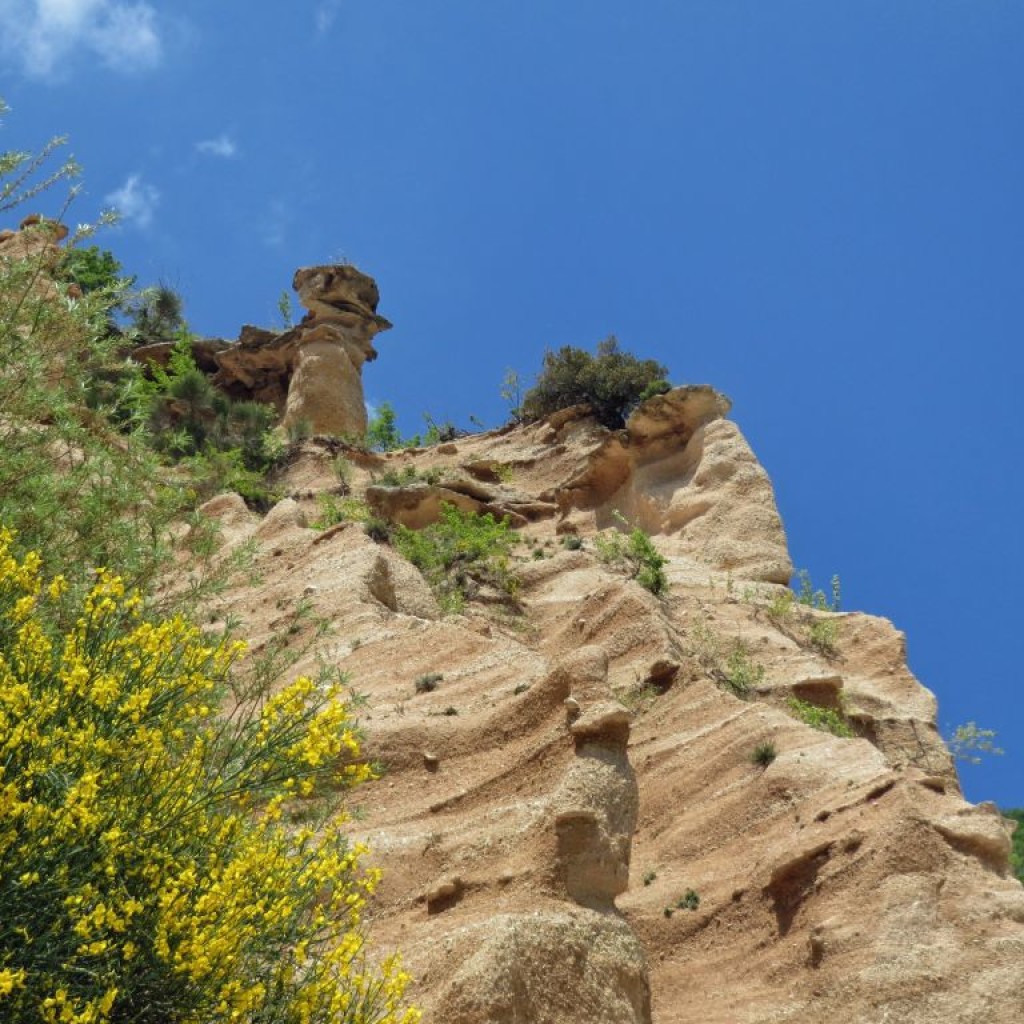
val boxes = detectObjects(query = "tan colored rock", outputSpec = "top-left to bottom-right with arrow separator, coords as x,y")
282,264 -> 391,436
151,263 -> 394,437
284,326 -> 369,436
428,909 -> 651,1024
179,400 -> 1022,1024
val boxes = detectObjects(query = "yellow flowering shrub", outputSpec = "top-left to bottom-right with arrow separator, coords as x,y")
0,528 -> 419,1024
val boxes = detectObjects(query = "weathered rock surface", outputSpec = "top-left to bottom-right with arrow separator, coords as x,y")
134,263 -> 391,436
190,398 -> 1023,1023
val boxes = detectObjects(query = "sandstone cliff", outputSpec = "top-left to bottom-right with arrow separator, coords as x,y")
189,387 -> 1024,1024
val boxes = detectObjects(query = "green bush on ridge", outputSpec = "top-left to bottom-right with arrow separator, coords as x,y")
520,335 -> 670,429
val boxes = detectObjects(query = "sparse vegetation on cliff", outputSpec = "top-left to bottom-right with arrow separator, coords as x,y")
393,503 -> 518,614
688,624 -> 765,698
786,696 -> 855,738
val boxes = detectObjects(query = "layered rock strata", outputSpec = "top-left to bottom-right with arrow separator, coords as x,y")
188,392 -> 1023,1023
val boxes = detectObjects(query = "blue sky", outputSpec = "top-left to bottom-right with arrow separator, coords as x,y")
2,1 -> 1021,806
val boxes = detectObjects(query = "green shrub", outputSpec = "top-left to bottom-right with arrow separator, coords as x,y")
125,282 -> 186,344
677,889 -> 700,911
722,641 -> 764,696
364,515 -> 393,543
287,417 -> 313,443
312,495 -> 371,530
520,336 -> 670,429
808,617 -> 839,657
414,672 -> 443,694
393,503 -> 518,614
1003,809 -> 1024,884
948,722 -> 1004,764
595,515 -> 668,595
0,531 -> 419,1024
686,624 -> 764,698
795,570 -> 841,611
58,245 -> 132,295
376,465 -> 441,488
0,105 -> 270,603
786,697 -> 855,738
751,740 -> 778,767
366,402 -> 403,452
136,335 -> 280,484
0,209 -> 173,593
765,589 -> 795,625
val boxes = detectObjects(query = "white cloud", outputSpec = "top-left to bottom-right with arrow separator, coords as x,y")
261,199 -> 292,248
0,0 -> 162,78
314,0 -> 343,36
105,174 -> 159,229
196,134 -> 237,159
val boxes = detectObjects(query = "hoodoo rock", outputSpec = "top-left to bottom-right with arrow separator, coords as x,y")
210,263 -> 391,436
285,264 -> 392,436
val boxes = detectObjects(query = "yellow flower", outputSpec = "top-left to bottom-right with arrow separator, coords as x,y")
0,968 -> 25,996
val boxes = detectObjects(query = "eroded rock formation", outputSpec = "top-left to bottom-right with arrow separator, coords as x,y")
184,263 -> 391,435
186,394 -> 1023,1023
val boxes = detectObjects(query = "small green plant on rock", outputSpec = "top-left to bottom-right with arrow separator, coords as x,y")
364,515 -> 393,543
619,682 -> 661,714
377,465 -> 442,488
311,494 -> 371,530
808,617 -> 839,657
414,672 -> 444,694
595,514 -> 668,596
751,740 -> 778,767
766,588 -> 795,625
1003,809 -> 1024,884
723,640 -> 765,696
796,570 -> 841,611
393,503 -> 519,614
677,889 -> 701,911
786,697 -> 855,738
948,722 -> 1004,764
687,625 -> 765,699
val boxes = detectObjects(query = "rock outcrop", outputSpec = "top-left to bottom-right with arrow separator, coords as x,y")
148,263 -> 392,435
188,394 -> 1023,1023
0,213 -> 70,266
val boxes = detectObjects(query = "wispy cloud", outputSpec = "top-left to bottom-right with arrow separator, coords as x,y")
0,0 -> 162,79
105,174 -> 159,229
261,199 -> 292,248
196,134 -> 237,159
314,0 -> 343,37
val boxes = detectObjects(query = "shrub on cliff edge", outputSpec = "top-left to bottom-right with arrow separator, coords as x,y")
520,336 -> 669,429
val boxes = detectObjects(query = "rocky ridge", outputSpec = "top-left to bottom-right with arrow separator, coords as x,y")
190,378 -> 1024,1023
136,262 -> 392,437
